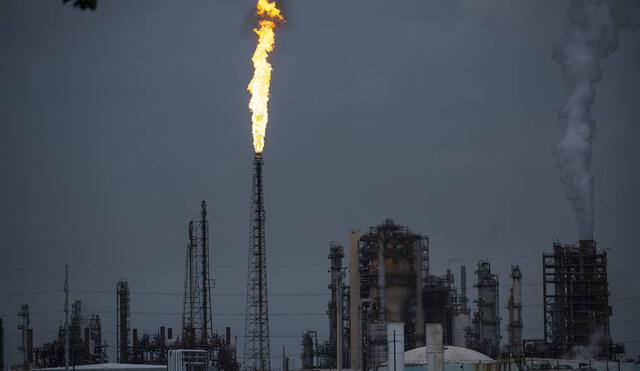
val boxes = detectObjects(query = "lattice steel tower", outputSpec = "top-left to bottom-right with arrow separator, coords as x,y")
182,201 -> 214,348
244,153 -> 271,371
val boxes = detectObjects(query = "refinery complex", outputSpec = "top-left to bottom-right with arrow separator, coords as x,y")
1,0 -> 638,371
0,215 -> 632,371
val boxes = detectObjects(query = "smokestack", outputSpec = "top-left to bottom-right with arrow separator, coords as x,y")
507,266 -> 523,354
460,265 -> 467,312
348,228 -> 361,370
226,327 -> 231,345
27,328 -> 33,365
84,327 -> 90,354
426,324 -> 444,371
160,326 -> 166,348
414,238 -> 426,347
554,0 -> 640,240
117,280 -> 130,363
132,328 -> 138,353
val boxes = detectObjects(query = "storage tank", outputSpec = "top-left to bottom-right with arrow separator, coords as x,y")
452,313 -> 470,347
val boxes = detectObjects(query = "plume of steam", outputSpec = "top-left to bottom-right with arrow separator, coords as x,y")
569,332 -> 606,360
553,0 -> 639,240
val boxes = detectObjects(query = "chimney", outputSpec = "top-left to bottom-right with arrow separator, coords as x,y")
84,327 -> 90,353
426,324 -> 444,371
27,328 -> 33,365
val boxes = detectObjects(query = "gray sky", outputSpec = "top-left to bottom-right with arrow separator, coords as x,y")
1,0 -> 639,367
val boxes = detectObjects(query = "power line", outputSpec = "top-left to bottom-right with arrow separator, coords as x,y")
0,309 -> 62,317
68,289 -> 329,297
80,310 -> 327,317
4,330 -> 61,339
0,289 -> 62,298
130,312 -> 327,317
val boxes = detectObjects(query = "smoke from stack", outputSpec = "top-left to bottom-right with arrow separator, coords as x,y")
553,0 -> 639,240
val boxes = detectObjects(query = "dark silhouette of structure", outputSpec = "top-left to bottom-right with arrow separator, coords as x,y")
17,304 -> 33,368
506,265 -> 523,354
357,219 -> 429,369
244,153 -> 271,371
182,201 -> 214,348
112,202 -> 238,369
33,300 -> 108,368
117,280 -> 130,363
318,243 -> 350,369
470,261 -> 501,358
543,240 -> 610,358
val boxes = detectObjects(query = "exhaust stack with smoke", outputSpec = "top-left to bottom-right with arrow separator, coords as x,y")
554,0 -> 639,240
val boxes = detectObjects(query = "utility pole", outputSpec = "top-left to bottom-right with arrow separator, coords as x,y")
65,264 -> 70,371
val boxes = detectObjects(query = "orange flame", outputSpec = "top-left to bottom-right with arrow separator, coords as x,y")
248,0 -> 284,153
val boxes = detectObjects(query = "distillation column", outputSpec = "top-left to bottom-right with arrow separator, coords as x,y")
116,280 -> 130,363
507,266 -> 523,354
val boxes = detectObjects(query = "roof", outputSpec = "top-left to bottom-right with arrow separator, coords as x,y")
404,345 -> 494,365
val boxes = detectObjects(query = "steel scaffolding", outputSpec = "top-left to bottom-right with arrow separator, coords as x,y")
543,240 -> 610,358
182,201 -> 214,348
244,153 -> 271,371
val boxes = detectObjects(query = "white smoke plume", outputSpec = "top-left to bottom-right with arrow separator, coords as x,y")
554,0 -> 640,240
570,332 -> 606,360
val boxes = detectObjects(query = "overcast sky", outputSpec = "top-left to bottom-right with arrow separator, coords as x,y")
1,0 -> 639,368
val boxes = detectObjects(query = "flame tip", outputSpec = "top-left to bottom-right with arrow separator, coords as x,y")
248,0 -> 283,153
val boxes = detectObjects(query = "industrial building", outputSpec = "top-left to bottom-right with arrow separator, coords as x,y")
543,240 -> 610,358
116,279 -> 175,365
541,240 -> 612,359
302,219 -> 498,370
114,202 -> 239,370
9,201 -> 239,371
12,301 -> 109,369
355,220 -> 428,369
5,216 -> 635,371
519,239 -> 625,361
299,227 -> 635,370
